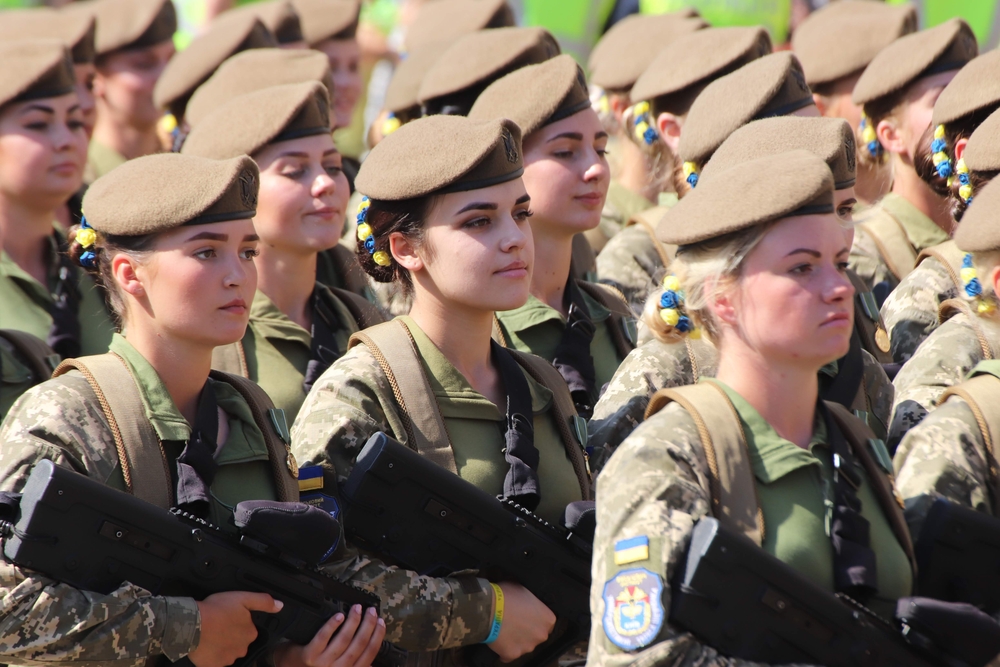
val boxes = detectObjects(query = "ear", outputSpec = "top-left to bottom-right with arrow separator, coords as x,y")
989,262 -> 1000,303
812,92 -> 828,116
389,232 -> 423,273
656,112 -> 682,154
875,117 -> 906,156
709,289 -> 738,330
955,136 -> 969,162
609,93 -> 628,124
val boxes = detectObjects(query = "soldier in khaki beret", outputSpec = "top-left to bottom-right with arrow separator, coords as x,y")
292,0 -> 362,131
469,54 -> 635,419
0,40 -> 115,366
294,114 -> 587,662
224,0 -> 308,49
792,0 -> 916,204
880,48 -> 1000,368
79,0 -> 177,183
848,19 -> 977,304
587,150 -> 915,666
404,0 -> 514,53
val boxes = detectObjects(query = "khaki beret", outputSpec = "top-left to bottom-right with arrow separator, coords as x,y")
292,0 -> 359,45
225,0 -> 304,45
701,117 -> 856,190
955,174 -> 1000,252
418,27 -> 560,109
588,13 -> 707,93
792,1 -> 916,88
182,82 -> 330,160
931,49 -> 1000,128
0,9 -> 97,64
630,26 -> 772,113
853,18 -> 977,106
0,40 -> 76,110
405,0 -> 514,53
962,107 -> 1000,173
679,52 -> 815,167
84,0 -> 177,55
384,42 -> 450,114
467,55 -> 590,137
185,48 -> 330,128
83,154 -> 259,236
153,13 -> 276,119
657,150 -> 834,245
357,115 -> 523,199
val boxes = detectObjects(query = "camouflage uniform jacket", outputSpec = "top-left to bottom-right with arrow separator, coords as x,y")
586,380 -> 911,667
879,241 -> 963,364
887,309 -> 1000,451
588,337 -> 894,471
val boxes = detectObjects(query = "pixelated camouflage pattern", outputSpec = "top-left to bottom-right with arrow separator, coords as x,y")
887,310 -> 1000,451
880,254 -> 959,364
848,222 -> 902,296
595,224 -> 666,316
0,337 -> 44,422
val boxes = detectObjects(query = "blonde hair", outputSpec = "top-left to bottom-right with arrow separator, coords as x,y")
641,222 -> 774,344
620,100 -> 679,198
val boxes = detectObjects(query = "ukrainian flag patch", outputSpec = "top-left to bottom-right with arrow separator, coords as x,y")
614,535 -> 649,565
298,465 -> 324,492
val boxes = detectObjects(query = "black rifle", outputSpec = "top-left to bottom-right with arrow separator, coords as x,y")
0,459 -> 404,667
671,517 -> 941,667
341,432 -> 592,667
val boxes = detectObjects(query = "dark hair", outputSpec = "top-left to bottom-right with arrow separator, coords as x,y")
857,90 -> 907,168
355,195 -> 434,292
953,169 -> 998,222
915,107 -> 997,199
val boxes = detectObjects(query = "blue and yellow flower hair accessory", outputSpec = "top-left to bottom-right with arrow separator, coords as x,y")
961,253 -> 996,315
682,161 -> 699,188
630,101 -> 658,146
77,216 -> 97,268
356,197 -> 392,267
956,157 -> 973,203
381,112 -> 401,137
931,124 -> 954,179
658,274 -> 699,338
860,112 -> 882,159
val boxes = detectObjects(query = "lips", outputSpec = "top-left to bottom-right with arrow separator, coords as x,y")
496,260 -> 528,277
821,312 -> 851,327
308,207 -> 339,221
221,298 -> 247,313
575,193 -> 603,207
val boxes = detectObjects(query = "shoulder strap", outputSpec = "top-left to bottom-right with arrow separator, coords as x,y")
938,299 -> 996,360
645,382 -> 764,546
328,243 -> 371,297
491,315 -> 509,348
577,281 -> 636,358
211,340 -> 249,378
857,211 -> 919,282
916,241 -> 965,297
0,329 -> 59,382
626,211 -> 677,269
52,354 -> 173,509
823,401 -> 918,574
348,320 -> 459,475
571,233 -> 597,282
208,371 -> 299,502
505,350 -> 593,500
938,376 -> 1000,515
846,270 -> 892,363
328,286 -> 386,330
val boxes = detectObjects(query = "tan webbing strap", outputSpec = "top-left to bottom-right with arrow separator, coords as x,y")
824,402 -> 918,574
578,281 -> 636,358
209,370 -> 299,502
211,340 -> 249,377
328,287 -> 386,330
645,383 -> 764,546
348,320 -> 459,475
626,210 -> 676,269
0,329 -> 58,382
53,354 -> 172,509
846,270 -> 892,364
938,376 -> 1000,515
938,299 -> 996,360
857,213 -> 919,282
491,315 -> 509,348
506,350 -> 593,500
328,243 -> 371,297
916,240 -> 964,297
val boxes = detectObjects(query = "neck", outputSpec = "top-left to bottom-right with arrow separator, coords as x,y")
891,156 -> 955,234
91,111 -> 160,161
616,139 -> 659,203
124,326 -> 213,425
0,194 -> 56,283
529,223 -> 574,315
714,341 -> 819,449
854,160 -> 891,205
255,244 -> 317,330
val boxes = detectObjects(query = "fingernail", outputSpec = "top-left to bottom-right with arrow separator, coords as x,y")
352,604 -> 362,614
377,618 -> 385,627
334,613 -> 344,622
368,607 -> 377,617
274,600 -> 284,610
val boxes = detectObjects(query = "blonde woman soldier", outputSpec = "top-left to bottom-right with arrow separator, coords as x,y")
588,116 -> 894,471
587,149 -> 914,665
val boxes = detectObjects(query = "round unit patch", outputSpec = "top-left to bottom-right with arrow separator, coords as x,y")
602,567 -> 665,650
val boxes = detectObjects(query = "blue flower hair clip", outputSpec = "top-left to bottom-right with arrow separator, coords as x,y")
355,197 -> 391,267
658,275 -> 699,338
961,253 -> 996,315
860,113 -> 882,160
931,124 -> 954,180
77,216 -> 97,268
630,101 -> 658,146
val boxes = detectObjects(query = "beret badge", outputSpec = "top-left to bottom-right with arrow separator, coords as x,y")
503,128 -> 519,163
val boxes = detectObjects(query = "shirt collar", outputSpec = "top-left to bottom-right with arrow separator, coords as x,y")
497,281 -> 612,334
880,193 -> 950,251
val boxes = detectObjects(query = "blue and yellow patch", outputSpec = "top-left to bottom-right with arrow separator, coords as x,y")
614,535 -> 650,565
298,465 -> 324,492
602,567 -> 664,650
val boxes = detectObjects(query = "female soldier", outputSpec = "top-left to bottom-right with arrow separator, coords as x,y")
587,150 -> 914,666
468,54 -> 634,418
0,152 -> 387,667
848,18 -> 976,302
878,49 -> 1000,364
182,81 -> 383,423
0,40 -> 114,359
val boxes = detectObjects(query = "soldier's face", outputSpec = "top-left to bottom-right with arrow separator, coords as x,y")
74,62 -> 97,138
720,214 -> 854,369
93,40 -> 175,130
315,38 -> 361,129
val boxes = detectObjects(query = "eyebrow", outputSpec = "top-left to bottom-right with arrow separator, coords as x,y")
785,248 -> 821,258
515,194 -> 531,205
457,201 -> 498,213
20,104 -> 54,115
548,132 -> 583,143
243,234 -> 260,242
187,231 -> 228,242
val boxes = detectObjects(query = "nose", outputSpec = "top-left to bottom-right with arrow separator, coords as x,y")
313,169 -> 338,199
499,213 -> 530,253
225,250 -> 255,291
824,263 -> 854,304
583,148 -> 609,184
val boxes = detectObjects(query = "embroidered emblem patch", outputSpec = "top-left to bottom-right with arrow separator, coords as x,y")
602,568 -> 664,650
614,536 -> 649,565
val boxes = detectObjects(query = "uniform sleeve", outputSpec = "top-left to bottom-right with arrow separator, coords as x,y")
586,404 -> 812,667
880,258 -> 957,365
0,379 -> 201,664
887,316 -> 986,451
848,227 -> 894,296
595,226 -> 662,316
860,349 -> 894,442
894,396 -> 994,539
292,346 -> 495,651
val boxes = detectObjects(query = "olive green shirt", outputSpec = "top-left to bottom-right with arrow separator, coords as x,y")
716,380 -> 913,618
495,284 -> 625,394
238,285 -> 359,425
83,140 -> 127,184
0,338 -> 39,421
0,232 -> 115,357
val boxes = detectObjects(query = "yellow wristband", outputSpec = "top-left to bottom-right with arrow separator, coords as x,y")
485,583 -> 504,643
